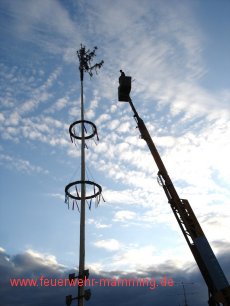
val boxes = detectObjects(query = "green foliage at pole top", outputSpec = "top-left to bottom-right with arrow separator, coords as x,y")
77,44 -> 104,79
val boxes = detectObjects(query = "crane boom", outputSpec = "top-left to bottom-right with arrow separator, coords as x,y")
118,72 -> 230,306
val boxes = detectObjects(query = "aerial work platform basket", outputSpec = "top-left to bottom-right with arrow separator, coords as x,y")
118,70 -> 131,102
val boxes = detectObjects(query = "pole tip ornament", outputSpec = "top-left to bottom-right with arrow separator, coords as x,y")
77,45 -> 104,79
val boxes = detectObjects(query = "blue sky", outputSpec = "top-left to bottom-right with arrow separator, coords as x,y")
0,0 -> 230,305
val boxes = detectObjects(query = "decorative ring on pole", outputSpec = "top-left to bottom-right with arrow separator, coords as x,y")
65,180 -> 102,200
69,120 -> 98,140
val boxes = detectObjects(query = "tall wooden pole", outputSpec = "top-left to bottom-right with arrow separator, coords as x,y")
78,65 -> 86,306
65,45 -> 103,306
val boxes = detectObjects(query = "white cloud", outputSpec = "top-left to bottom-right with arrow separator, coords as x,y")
0,154 -> 49,175
24,249 -> 66,270
48,193 -> 64,201
89,97 -> 99,110
113,210 -> 137,222
67,147 -> 81,158
85,109 -> 95,120
4,0 -> 80,58
0,113 -> 5,123
108,119 -> 120,130
0,247 -> 6,253
94,239 -> 121,251
99,243 -> 193,272
103,188 -> 144,206
7,112 -> 20,126
112,245 -> 157,270
95,114 -> 111,126
88,218 -> 111,229
87,262 -> 104,274
116,122 -> 131,133
46,97 -> 69,113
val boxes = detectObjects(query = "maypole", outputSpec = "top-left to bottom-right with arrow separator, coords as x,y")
65,45 -> 104,306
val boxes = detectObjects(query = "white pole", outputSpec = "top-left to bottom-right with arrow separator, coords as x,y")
78,67 -> 85,306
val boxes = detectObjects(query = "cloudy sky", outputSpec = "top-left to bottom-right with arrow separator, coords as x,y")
0,0 -> 230,305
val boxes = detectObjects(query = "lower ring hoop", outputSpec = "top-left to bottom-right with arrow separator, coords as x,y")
65,180 -> 102,200
69,120 -> 97,140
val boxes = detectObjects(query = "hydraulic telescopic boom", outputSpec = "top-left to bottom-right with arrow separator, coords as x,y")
118,71 -> 230,306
